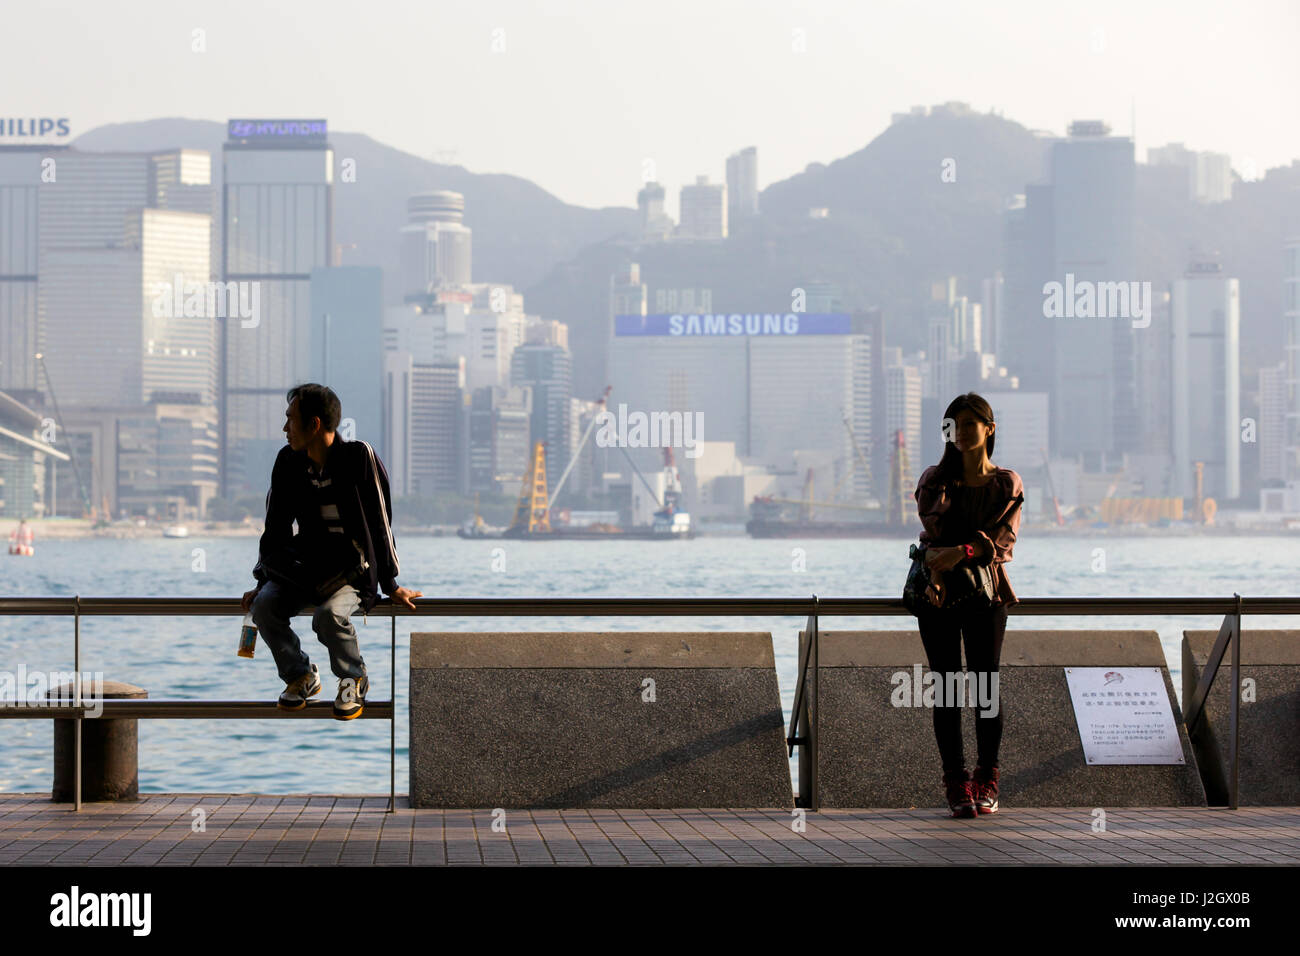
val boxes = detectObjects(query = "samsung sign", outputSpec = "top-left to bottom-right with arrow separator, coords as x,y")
227,118 -> 327,141
615,313 -> 852,336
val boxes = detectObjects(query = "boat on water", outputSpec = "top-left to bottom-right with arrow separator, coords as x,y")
7,521 -> 34,556
469,411 -> 698,540
162,525 -> 189,538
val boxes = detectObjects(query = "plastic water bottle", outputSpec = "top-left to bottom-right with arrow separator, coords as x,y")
238,613 -> 257,659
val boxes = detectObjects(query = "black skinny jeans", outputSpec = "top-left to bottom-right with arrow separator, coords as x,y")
916,601 -> 1009,775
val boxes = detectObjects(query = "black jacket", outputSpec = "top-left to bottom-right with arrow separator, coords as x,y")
252,438 -> 402,613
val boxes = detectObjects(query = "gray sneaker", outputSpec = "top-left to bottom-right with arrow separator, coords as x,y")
278,664 -> 321,710
333,673 -> 369,720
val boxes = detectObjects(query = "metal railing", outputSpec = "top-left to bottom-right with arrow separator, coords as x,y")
1,593 -> 1289,813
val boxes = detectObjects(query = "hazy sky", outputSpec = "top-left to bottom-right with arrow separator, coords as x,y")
7,0 -> 1298,211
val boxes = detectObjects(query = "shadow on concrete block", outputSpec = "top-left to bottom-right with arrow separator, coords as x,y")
1183,630 -> 1300,806
797,630 -> 1206,809
409,632 -> 793,808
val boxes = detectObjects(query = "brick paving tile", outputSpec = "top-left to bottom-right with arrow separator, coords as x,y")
1,795 -> 1297,866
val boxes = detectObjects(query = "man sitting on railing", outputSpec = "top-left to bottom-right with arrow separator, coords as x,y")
240,384 -> 422,719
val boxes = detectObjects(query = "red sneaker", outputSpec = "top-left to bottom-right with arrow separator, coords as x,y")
973,765 -> 1000,814
943,770 -> 977,818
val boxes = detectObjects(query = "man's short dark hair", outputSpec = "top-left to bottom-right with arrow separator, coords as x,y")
287,384 -> 341,432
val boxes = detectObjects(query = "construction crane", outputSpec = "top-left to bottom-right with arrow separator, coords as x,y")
1041,447 -> 1065,526
34,352 -> 94,521
547,386 -> 611,510
884,429 -> 915,527
506,441 -> 552,535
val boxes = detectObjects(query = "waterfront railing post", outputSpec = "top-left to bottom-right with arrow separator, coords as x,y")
1229,593 -> 1242,810
811,594 -> 820,813
390,611 -> 396,814
74,594 -> 81,814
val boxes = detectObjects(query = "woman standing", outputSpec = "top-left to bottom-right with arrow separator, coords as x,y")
914,393 -> 1024,818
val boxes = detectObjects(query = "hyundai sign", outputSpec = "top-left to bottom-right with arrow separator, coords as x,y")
614,313 -> 852,336
227,119 -> 327,142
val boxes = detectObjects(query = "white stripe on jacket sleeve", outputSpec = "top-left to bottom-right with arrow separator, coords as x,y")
360,440 -> 400,581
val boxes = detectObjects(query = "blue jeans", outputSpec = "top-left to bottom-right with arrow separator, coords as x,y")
251,580 -> 366,683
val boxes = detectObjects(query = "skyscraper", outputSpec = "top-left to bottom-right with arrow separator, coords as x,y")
636,182 -> 673,241
1259,360 -> 1287,485
678,175 -> 727,240
511,344 -> 572,489
0,146 -> 59,393
221,118 -> 333,496
1044,121 -> 1138,464
726,146 -> 758,220
36,156 -> 214,406
1171,261 -> 1240,501
399,191 -> 472,299
310,265 -> 384,453
1283,238 -> 1300,499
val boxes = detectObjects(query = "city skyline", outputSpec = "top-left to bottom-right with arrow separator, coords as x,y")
1,0 -> 1297,213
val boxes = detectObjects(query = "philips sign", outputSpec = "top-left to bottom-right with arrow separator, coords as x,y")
614,313 -> 852,336
227,119 -> 327,141
0,117 -> 70,140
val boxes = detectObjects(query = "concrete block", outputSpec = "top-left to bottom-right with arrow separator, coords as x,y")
797,630 -> 1205,808
1183,630 -> 1300,805
410,632 -> 793,808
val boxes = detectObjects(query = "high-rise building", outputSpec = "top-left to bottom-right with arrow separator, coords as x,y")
511,344 -> 572,489
0,146 -> 62,393
1259,360 -> 1287,485
221,118 -> 333,496
0,147 -> 220,516
1280,239 -> 1300,496
409,359 -> 466,497
677,175 -> 726,240
525,318 -> 569,349
0,389 -> 67,517
726,146 -> 758,220
607,311 -> 874,492
1171,261 -> 1240,501
1044,121 -> 1138,464
999,187 -> 1056,396
883,360 -> 923,487
981,273 -> 1004,357
116,396 -> 219,519
467,385 -> 531,496
150,148 -> 218,277
636,182 -> 673,241
310,266 -> 384,453
399,191 -> 472,299
984,391 -> 1050,478
1147,143 -> 1233,203
41,180 -> 215,408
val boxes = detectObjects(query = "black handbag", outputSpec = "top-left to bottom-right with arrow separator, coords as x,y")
902,493 -> 1023,616
902,543 -> 995,615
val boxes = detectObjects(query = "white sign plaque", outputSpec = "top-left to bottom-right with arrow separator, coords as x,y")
1065,667 -> 1184,765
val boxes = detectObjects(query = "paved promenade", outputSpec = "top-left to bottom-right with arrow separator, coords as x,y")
0,795 -> 1297,865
